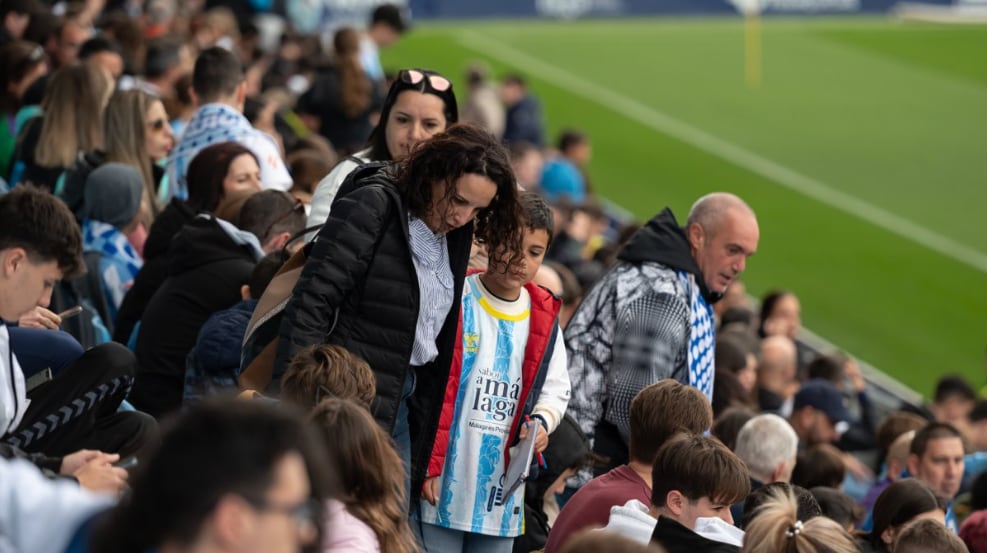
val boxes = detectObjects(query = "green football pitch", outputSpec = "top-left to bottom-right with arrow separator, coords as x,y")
380,17 -> 987,398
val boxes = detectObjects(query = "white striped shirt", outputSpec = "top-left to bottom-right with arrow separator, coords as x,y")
408,216 -> 454,367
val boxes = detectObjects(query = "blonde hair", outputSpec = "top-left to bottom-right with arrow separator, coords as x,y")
36,62 -> 113,169
333,27 -> 371,118
741,487 -> 858,553
103,89 -> 160,218
309,399 -> 417,553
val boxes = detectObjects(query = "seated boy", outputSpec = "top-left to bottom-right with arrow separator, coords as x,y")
547,379 -> 712,552
182,253 -> 283,405
279,343 -> 376,410
649,434 -> 750,553
418,192 -> 571,552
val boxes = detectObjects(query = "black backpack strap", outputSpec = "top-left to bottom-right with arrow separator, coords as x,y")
77,251 -> 113,335
346,155 -> 368,167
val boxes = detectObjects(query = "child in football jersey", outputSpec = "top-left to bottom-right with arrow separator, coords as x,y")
418,192 -> 571,552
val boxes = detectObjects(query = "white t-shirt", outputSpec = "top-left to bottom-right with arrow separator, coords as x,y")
0,457 -> 114,553
0,324 -> 29,437
306,151 -> 371,241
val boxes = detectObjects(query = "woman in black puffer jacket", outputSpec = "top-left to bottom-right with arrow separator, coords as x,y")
276,123 -> 523,501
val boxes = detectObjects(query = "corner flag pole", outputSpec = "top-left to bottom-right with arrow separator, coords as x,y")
744,0 -> 762,88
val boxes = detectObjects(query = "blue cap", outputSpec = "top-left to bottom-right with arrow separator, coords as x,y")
794,379 -> 852,424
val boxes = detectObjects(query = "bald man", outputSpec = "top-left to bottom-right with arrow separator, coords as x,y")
757,335 -> 799,416
565,193 -> 759,481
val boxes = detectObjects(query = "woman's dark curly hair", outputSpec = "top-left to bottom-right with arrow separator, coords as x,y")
396,122 -> 522,265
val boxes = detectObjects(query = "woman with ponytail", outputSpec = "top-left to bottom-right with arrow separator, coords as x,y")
296,27 -> 381,155
741,486 -> 858,553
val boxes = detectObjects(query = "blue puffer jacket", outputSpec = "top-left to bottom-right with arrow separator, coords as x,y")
183,299 -> 257,405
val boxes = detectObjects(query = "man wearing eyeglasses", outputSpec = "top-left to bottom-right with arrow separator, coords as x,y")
89,399 -> 332,553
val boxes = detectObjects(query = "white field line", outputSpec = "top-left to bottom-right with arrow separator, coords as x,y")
456,30 -> 987,275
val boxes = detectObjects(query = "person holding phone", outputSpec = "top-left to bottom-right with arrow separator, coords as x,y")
0,187 -> 155,483
5,306 -> 84,379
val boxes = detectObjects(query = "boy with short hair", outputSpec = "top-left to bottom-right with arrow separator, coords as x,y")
896,519 -> 969,553
649,434 -> 751,553
0,186 -> 153,491
280,343 -> 376,410
418,192 -> 570,552
546,379 -> 713,553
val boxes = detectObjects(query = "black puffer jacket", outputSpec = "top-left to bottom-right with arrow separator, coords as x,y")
275,164 -> 472,494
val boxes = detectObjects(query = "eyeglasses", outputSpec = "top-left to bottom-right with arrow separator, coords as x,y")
242,495 -> 320,534
399,69 -> 451,92
262,198 -> 305,241
147,118 -> 168,131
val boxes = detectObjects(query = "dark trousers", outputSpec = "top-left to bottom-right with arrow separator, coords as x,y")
3,342 -> 157,458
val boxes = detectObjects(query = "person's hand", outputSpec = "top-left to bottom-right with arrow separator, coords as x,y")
74,457 -> 128,494
60,450 -> 115,475
519,419 -> 549,454
422,477 -> 440,505
18,306 -> 61,330
844,358 -> 866,393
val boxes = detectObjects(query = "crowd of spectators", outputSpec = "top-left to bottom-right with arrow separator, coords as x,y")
1,2 -> 985,553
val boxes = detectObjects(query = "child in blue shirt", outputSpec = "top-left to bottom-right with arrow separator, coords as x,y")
418,192 -> 571,552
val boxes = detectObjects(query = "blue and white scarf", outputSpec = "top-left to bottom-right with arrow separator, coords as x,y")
679,271 -> 715,402
82,219 -> 143,323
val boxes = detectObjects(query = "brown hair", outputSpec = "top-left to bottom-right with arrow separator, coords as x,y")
910,422 -> 965,459
333,27 -> 372,118
287,149 -> 335,195
281,344 -> 375,410
0,185 -> 83,276
185,141 -> 257,214
651,434 -> 750,508
36,62 -> 113,169
876,411 -> 929,460
103,89 -> 160,218
629,379 -> 712,464
308,399 -> 416,553
0,41 -> 46,114
870,478 -> 946,551
896,519 -> 969,553
397,123 -> 522,266
791,444 -> 846,490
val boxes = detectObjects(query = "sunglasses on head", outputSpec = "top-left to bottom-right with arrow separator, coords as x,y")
399,69 -> 451,92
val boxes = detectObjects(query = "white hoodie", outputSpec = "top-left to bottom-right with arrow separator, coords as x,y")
599,500 -> 746,548
694,516 -> 746,547
0,458 -> 115,553
0,325 -> 28,438
599,499 -> 657,544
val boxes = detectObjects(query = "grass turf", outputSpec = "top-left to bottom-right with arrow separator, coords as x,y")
380,17 -> 987,398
